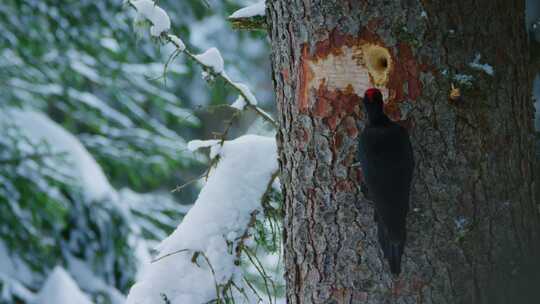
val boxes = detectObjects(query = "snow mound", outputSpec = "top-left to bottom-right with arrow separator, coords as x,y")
34,267 -> 93,304
126,135 -> 278,304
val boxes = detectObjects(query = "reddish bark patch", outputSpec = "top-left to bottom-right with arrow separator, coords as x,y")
343,149 -> 356,166
330,287 -> 350,301
297,45 -> 313,113
392,278 -> 407,296
314,83 -> 361,131
386,43 -> 423,102
343,116 -> 359,138
281,68 -> 290,83
302,128 -> 310,143
354,291 -> 369,302
384,42 -> 425,121
384,102 -> 402,122
294,127 -> 311,150
355,167 -> 364,183
313,80 -> 334,117
333,132 -> 344,150
336,179 -> 354,192
411,277 -> 426,292
311,26 -> 386,61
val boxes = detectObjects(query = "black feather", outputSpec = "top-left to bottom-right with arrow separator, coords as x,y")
389,242 -> 403,275
357,88 -> 414,275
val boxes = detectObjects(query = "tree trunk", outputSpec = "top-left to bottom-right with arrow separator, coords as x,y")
266,1 -> 540,303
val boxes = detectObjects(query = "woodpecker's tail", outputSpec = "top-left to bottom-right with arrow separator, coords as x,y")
388,242 -> 404,275
376,219 -> 404,275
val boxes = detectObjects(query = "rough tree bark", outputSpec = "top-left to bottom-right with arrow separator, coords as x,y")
266,1 -> 540,303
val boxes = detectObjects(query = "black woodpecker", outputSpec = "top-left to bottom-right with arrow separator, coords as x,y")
357,88 -> 414,275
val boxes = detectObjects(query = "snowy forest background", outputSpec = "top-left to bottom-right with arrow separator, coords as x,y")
0,0 -> 538,303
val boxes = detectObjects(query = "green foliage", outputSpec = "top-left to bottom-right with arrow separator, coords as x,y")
0,116 -> 140,302
229,16 -> 267,31
0,0 -> 201,191
245,187 -> 285,302
0,122 -> 71,275
0,0 -> 205,302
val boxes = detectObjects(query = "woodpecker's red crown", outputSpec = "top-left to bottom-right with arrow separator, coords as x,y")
365,88 -> 382,102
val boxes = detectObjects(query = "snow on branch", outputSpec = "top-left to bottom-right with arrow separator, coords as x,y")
229,2 -> 265,19
187,139 -> 221,152
174,42 -> 277,128
127,0 -> 276,127
131,0 -> 171,37
231,95 -> 247,110
126,135 -> 278,304
187,139 -> 221,159
167,34 -> 185,52
228,2 -> 267,31
194,48 -> 225,75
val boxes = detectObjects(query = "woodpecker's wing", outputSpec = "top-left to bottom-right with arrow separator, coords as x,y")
358,122 -> 413,274
358,123 -> 414,224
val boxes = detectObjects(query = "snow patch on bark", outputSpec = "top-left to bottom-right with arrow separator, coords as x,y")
469,54 -> 494,76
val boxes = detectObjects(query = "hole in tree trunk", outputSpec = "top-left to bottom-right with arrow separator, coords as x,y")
363,45 -> 392,86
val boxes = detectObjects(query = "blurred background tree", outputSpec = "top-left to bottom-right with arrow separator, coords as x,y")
0,0 -> 273,303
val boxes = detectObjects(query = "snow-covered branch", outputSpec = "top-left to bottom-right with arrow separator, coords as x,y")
123,2 -> 285,303
228,1 -> 267,31
171,40 -> 278,128
126,135 -> 279,304
128,0 -> 277,128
